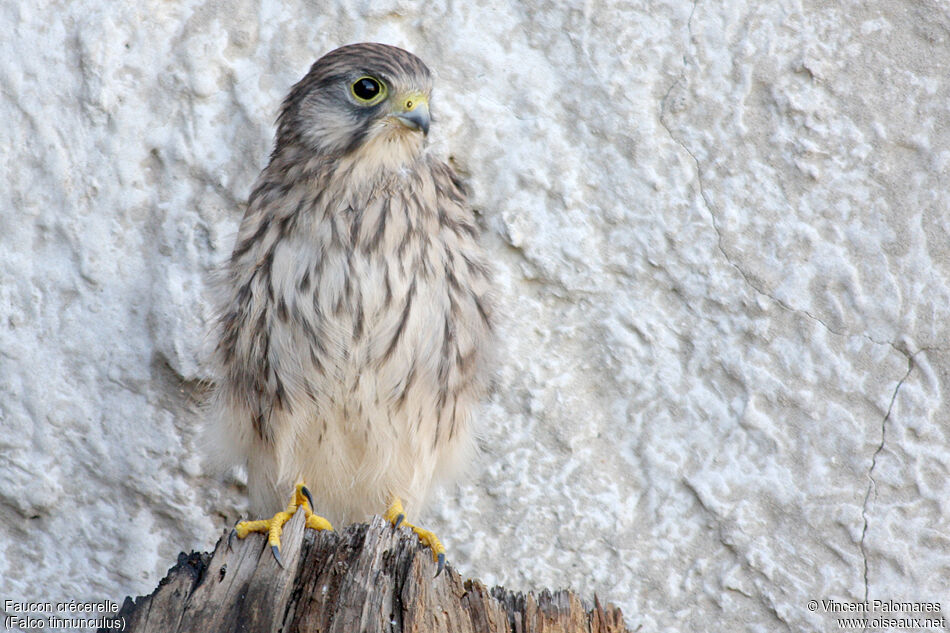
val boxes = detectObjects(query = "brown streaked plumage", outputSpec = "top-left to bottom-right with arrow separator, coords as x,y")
209,43 -> 494,530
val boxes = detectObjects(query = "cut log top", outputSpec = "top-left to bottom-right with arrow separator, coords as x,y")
104,511 -> 631,633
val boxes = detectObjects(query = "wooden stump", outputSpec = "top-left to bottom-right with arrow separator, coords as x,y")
103,511 -> 631,633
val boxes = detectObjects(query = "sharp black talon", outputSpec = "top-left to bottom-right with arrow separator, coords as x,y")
228,528 -> 235,551
435,553 -> 446,577
394,513 -> 405,529
271,544 -> 283,568
301,485 -> 314,511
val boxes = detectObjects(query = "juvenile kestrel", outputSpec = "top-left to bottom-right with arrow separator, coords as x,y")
210,43 -> 494,573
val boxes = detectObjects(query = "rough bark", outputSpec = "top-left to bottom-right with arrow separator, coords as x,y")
102,511 -> 631,633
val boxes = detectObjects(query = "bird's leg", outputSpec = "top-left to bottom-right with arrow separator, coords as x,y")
384,497 -> 446,576
229,482 -> 332,566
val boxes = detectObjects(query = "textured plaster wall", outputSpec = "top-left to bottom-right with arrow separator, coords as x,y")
2,0 -> 949,631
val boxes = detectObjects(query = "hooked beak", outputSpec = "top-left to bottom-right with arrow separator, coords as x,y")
394,96 -> 430,135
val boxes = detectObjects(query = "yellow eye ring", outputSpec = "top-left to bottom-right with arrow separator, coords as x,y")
350,76 -> 387,104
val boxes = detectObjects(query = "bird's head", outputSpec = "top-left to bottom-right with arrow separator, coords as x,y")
275,43 -> 434,168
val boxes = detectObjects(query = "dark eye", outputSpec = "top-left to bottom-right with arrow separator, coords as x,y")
351,76 -> 383,102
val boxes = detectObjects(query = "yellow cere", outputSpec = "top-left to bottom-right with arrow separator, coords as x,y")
401,93 -> 428,112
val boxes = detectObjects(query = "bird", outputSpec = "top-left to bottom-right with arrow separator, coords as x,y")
208,43 -> 494,574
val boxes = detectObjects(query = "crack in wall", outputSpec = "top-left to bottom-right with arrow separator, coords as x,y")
655,2 -> 931,360
657,0 -> 943,618
859,352 -> 914,606
658,90 -> 906,355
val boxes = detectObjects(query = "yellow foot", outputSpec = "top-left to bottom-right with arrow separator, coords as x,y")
229,482 -> 332,566
384,497 -> 446,576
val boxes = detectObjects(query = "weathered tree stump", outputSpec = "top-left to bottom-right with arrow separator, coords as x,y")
105,511 -> 631,632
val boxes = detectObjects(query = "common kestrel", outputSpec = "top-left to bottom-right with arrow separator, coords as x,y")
209,43 -> 494,574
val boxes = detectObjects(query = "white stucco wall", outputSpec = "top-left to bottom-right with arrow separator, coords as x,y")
2,1 -> 948,631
